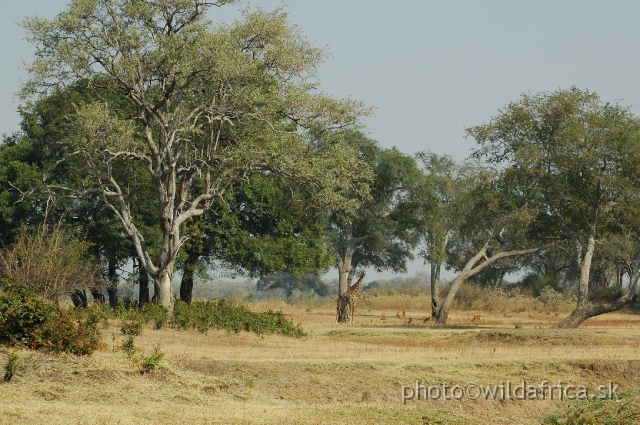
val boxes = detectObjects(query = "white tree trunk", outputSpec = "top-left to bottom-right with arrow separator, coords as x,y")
155,262 -> 175,310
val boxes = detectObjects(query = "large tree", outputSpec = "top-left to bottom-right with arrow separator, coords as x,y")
21,1 -> 368,310
178,172 -> 332,304
327,131 -> 424,323
469,87 -> 640,328
429,165 -> 540,324
415,152 -> 463,319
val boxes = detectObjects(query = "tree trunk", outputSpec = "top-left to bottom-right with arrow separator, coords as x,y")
435,241 -> 540,325
155,262 -> 175,311
430,261 -> 440,318
552,294 -> 636,328
180,248 -> 200,305
435,272 -> 469,325
107,259 -> 118,308
553,233 -> 595,328
335,229 -> 356,324
138,258 -> 150,305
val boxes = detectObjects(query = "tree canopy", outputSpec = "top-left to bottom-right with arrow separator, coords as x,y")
469,87 -> 640,327
21,0 -> 370,310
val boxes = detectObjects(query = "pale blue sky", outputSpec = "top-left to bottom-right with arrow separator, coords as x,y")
4,1 -> 640,159
2,1 -> 640,280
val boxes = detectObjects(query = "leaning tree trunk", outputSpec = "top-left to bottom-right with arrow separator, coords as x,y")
552,234 -> 640,328
430,262 -> 441,318
180,248 -> 200,305
553,233 -> 595,328
435,240 -> 539,325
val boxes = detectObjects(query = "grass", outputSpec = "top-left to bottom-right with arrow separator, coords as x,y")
1,303 -> 640,424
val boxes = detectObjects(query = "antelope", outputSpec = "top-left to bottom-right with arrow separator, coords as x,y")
396,311 -> 405,319
471,315 -> 482,323
423,316 -> 435,324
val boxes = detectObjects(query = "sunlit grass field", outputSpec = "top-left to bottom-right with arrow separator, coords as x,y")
1,293 -> 640,424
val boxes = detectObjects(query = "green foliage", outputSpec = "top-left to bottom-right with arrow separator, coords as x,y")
31,312 -> 101,355
541,389 -> 640,425
73,301 -> 114,329
120,320 -> 143,336
257,273 -> 329,298
21,0 -> 370,311
141,303 -> 168,330
519,273 -> 561,297
0,285 -> 101,355
116,300 -> 168,330
171,299 -> 306,337
3,352 -> 27,382
121,336 -> 135,358
140,344 -> 165,374
0,284 -> 57,346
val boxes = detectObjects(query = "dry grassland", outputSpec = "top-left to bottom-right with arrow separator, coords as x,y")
1,303 -> 640,424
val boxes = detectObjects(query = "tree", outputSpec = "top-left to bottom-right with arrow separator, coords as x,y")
22,1 -> 368,310
469,87 -> 640,328
11,84 -> 162,306
327,131 -> 424,323
415,152 -> 461,318
429,166 -> 540,324
257,272 -> 329,298
178,172 -> 331,304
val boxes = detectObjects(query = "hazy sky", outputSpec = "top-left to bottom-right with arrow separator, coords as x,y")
2,1 -> 640,280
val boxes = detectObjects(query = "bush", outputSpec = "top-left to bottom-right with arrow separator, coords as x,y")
140,303 -> 168,329
121,320 -> 143,336
0,226 -> 99,299
116,300 -> 168,330
31,313 -> 101,355
121,336 -> 135,358
172,299 -> 306,337
0,284 -> 57,346
0,285 -> 100,355
73,301 -> 114,328
140,344 -> 164,374
3,352 -> 26,382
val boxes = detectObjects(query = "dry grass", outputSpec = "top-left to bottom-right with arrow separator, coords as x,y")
1,305 -> 640,424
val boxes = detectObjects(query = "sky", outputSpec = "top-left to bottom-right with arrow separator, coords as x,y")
2,0 -> 640,282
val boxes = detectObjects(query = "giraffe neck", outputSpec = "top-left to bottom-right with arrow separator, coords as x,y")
347,272 -> 366,296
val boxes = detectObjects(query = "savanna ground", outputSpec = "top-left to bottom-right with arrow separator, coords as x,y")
1,290 -> 640,425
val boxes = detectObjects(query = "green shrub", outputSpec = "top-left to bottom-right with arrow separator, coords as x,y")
31,312 -> 101,355
121,320 -> 143,336
0,285 -> 101,355
121,336 -> 135,358
140,303 -> 168,329
542,389 -> 640,425
140,344 -> 164,374
0,284 -> 57,346
3,352 -> 26,382
116,300 -> 168,330
171,299 -> 305,337
73,301 -> 114,328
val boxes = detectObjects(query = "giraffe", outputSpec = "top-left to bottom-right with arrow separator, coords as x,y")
336,270 -> 367,325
